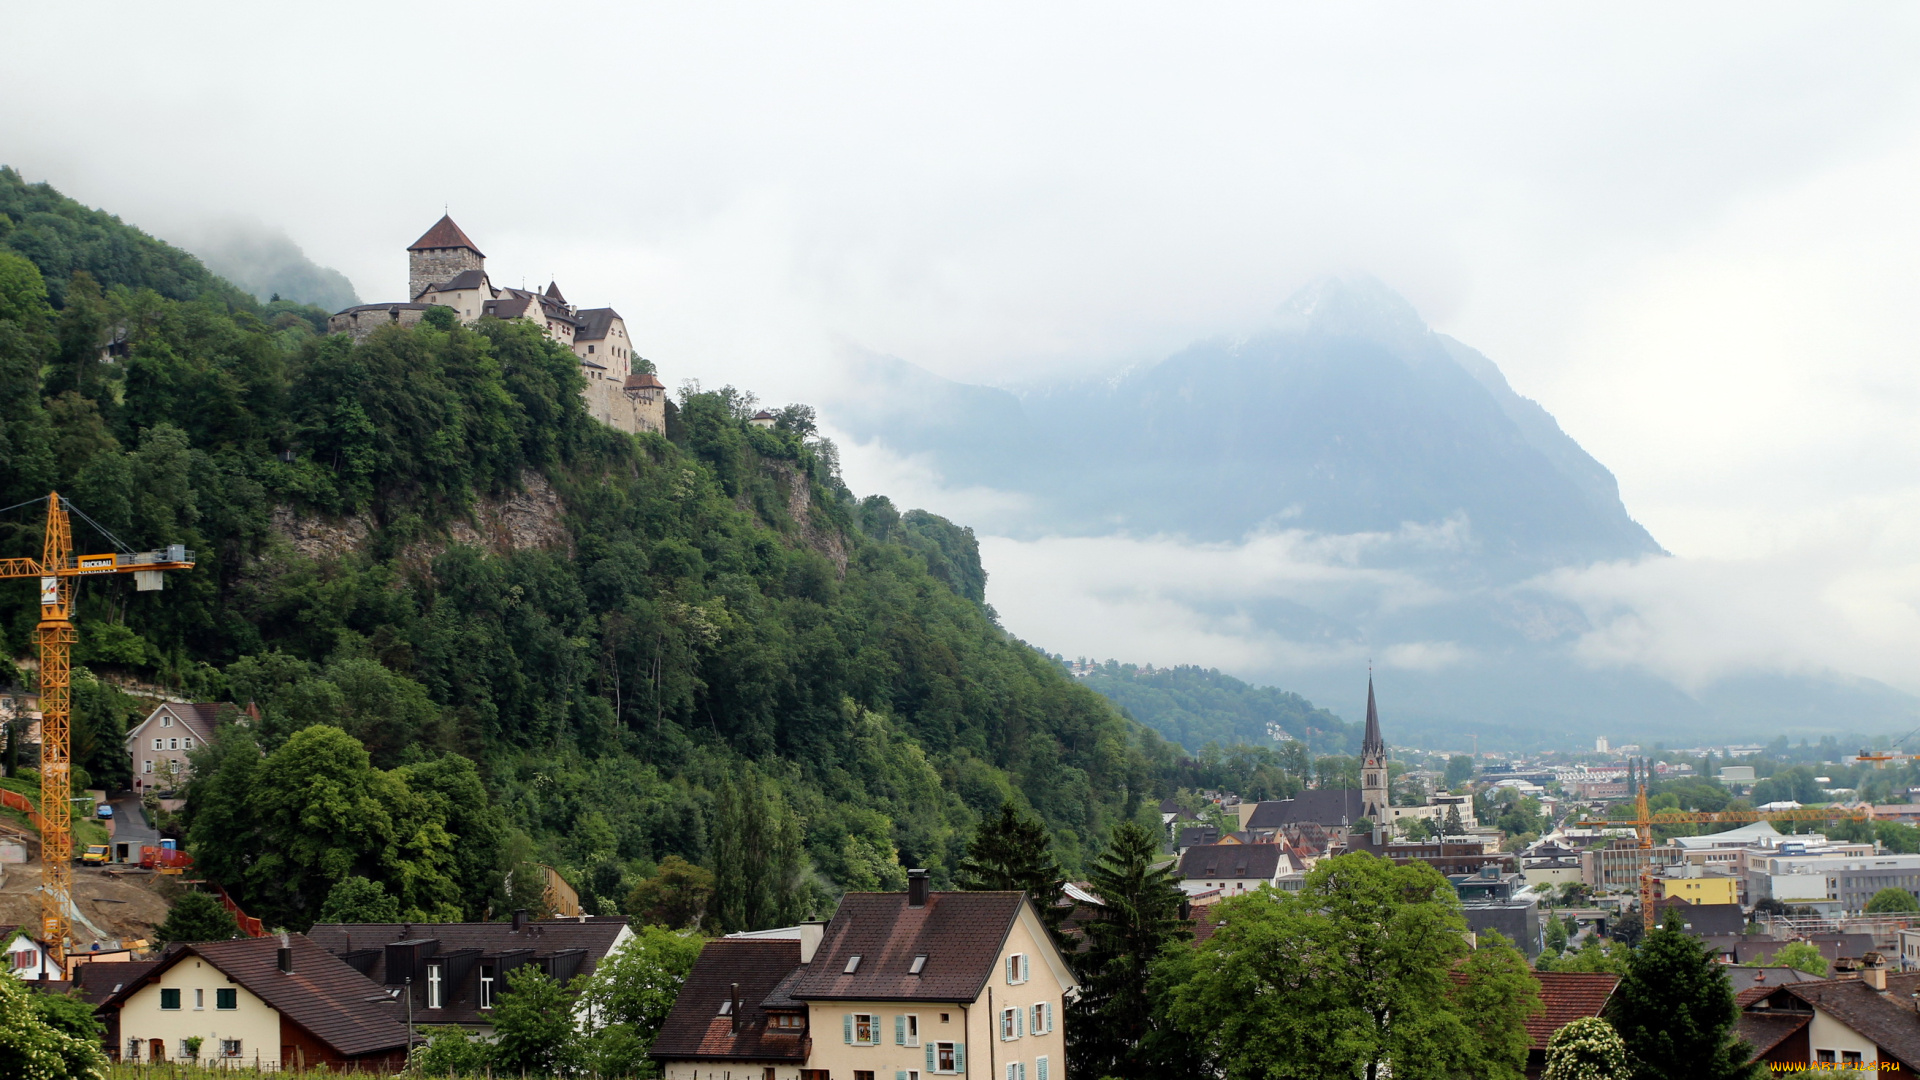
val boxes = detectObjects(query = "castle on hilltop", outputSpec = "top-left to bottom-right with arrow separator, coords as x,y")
327,216 -> 666,435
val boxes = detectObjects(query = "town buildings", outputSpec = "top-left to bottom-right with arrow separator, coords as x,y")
126,702 -> 230,796
97,934 -> 410,1071
654,870 -> 1075,1080
328,216 -> 667,437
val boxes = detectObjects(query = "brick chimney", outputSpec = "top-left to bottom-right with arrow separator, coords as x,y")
908,868 -> 929,908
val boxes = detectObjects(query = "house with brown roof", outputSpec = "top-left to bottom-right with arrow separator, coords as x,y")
1177,842 -> 1305,900
655,870 -> 1077,1080
1522,972 -> 1619,1079
98,934 -> 409,1072
126,702 -> 228,796
304,912 -> 632,1035
1738,956 -> 1920,1072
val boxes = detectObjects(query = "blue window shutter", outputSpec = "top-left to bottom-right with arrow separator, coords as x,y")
897,1014 -> 906,1045
845,1014 -> 853,1043
1045,1002 -> 1053,1031
898,1072 -> 909,1080
954,1043 -> 966,1073
926,1044 -> 936,1072
1038,1056 -> 1049,1080
1017,1007 -> 1025,1036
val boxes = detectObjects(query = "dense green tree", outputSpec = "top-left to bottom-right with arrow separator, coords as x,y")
185,725 -> 459,927
625,856 -> 715,931
574,925 -> 705,1056
1162,852 -> 1539,1080
152,891 -> 239,944
710,766 -> 809,932
1444,803 -> 1466,835
26,989 -> 103,1046
1608,912 -> 1760,1080
1069,821 -> 1191,1079
1444,754 -> 1475,790
490,965 -> 579,1076
317,876 -> 401,923
409,1026 -> 490,1075
0,968 -> 106,1080
1453,931 -> 1543,1080
1866,886 -> 1920,913
955,801 -> 1065,933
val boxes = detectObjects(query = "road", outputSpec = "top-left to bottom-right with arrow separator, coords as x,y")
106,792 -> 158,856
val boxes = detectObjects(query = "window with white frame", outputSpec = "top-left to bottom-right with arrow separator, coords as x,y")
143,760 -> 153,774
1004,1063 -> 1026,1080
1000,1007 -> 1023,1040
930,1042 -> 963,1075
161,716 -> 172,727
896,1013 -> 920,1046
427,963 -> 443,1008
847,1013 -> 880,1045
479,965 -> 495,1009
1005,953 -> 1029,984
153,738 -> 162,751
220,1039 -> 242,1058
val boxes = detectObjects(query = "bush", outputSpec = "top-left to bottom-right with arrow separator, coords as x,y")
1543,1016 -> 1629,1080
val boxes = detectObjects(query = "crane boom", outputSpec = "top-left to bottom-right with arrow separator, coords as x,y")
0,494 -> 192,970
1578,779 -> 1869,934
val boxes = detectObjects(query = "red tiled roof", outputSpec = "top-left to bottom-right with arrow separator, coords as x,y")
100,935 -> 408,1057
792,891 -> 1030,1003
650,939 -> 808,1063
408,215 -> 485,257
1526,972 -> 1619,1050
625,373 -> 665,391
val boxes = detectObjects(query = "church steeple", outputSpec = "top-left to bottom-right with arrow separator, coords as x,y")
1362,677 -> 1384,758
1360,676 -> 1389,824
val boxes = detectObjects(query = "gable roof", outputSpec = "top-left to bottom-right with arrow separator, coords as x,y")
1650,898 -> 1746,937
790,891 -> 1034,1003
72,959 -> 158,1006
649,939 -> 807,1063
1177,843 -> 1288,881
129,702 -> 225,741
409,215 -> 485,256
624,372 -> 665,391
1738,1010 -> 1811,1057
1762,973 -> 1920,1067
100,935 -> 407,1057
1245,789 -> 1366,830
575,307 -> 624,342
423,269 -> 490,293
1525,972 -> 1619,1051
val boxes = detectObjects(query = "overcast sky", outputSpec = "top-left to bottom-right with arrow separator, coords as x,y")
7,3 -> 1920,708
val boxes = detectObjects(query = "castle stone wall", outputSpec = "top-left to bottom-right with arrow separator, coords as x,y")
409,247 -> 484,301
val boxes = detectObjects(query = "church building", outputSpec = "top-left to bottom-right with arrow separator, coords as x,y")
327,215 -> 666,436
1359,677 -> 1389,822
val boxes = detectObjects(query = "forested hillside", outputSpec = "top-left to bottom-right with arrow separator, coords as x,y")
0,167 -> 1174,931
1080,661 -> 1354,754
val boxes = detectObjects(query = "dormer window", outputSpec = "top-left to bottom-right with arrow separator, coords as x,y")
844,954 -> 862,974
910,954 -> 928,975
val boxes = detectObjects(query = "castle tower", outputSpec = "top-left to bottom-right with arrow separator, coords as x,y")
1360,677 -> 1389,823
408,215 -> 485,301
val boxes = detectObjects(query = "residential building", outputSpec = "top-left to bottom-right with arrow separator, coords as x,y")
1346,834 -> 1518,877
1647,897 -> 1747,938
1739,959 -> 1920,1071
1175,843 -> 1304,899
665,870 -> 1077,1080
0,926 -> 56,981
304,913 -> 632,1035
98,934 -> 409,1071
1745,852 -> 1920,913
126,702 -> 228,795
650,938 -> 812,1080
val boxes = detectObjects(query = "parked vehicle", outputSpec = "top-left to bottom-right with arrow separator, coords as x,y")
79,845 -> 110,865
96,804 -> 112,819
137,845 -> 192,871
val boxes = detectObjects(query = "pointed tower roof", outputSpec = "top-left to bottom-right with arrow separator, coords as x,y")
408,215 -> 485,257
1362,677 -> 1384,757
545,281 -> 566,303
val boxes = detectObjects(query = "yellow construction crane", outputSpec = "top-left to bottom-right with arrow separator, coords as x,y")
0,493 -> 192,969
1579,780 -> 1870,934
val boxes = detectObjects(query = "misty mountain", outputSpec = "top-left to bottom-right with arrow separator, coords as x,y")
170,219 -> 359,311
823,277 -> 1919,749
833,277 -> 1660,578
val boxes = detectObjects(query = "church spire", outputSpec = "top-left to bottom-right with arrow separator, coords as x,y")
1362,676 -> 1384,758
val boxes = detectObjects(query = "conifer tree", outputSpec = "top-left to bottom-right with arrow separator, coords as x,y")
1444,803 -> 1466,836
1609,912 -> 1760,1080
955,801 -> 1064,934
1068,821 -> 1191,1080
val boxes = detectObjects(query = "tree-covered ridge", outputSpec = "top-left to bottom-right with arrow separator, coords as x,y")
0,172 -> 1174,931
1078,660 -> 1355,755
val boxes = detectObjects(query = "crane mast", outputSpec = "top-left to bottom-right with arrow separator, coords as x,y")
0,493 -> 192,970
